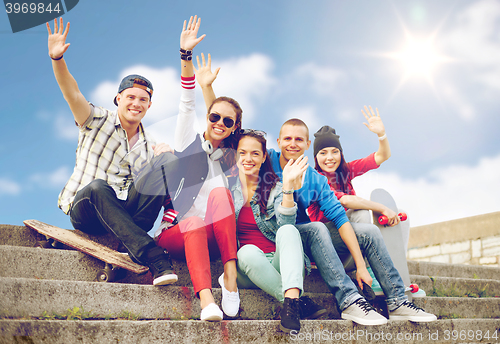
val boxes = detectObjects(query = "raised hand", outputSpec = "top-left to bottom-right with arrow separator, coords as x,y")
46,17 -> 70,60
283,155 -> 309,190
180,15 -> 206,51
362,106 -> 386,136
194,53 -> 220,88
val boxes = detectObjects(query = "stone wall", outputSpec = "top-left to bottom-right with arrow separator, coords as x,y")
407,212 -> 500,267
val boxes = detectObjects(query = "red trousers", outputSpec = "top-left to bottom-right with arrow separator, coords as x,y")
156,187 -> 237,295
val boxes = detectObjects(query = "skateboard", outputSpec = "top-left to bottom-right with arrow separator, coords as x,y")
24,219 -> 149,283
370,189 -> 414,301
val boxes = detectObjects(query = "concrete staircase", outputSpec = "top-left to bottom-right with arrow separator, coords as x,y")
1,223 -> 500,343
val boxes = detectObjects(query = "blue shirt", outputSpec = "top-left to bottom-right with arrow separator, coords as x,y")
267,148 -> 349,229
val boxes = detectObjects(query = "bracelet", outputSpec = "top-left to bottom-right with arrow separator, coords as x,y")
282,189 -> 294,195
180,48 -> 192,55
50,55 -> 63,61
378,133 -> 387,141
180,54 -> 192,61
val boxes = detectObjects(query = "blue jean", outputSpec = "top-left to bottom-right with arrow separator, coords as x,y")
325,221 -> 408,310
236,225 -> 305,303
69,152 -> 178,264
295,222 -> 361,310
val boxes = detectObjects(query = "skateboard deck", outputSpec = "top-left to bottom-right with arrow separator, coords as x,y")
370,189 -> 412,301
24,219 -> 149,282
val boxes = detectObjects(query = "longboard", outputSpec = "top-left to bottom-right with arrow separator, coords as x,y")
370,189 -> 413,301
24,219 -> 149,282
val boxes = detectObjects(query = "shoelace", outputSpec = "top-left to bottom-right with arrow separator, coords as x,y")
400,301 -> 423,312
284,299 -> 300,317
354,298 -> 375,314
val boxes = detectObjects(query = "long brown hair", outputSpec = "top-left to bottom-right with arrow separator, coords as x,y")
238,131 -> 280,215
208,96 -> 243,167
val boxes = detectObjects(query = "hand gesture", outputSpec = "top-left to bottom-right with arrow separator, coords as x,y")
46,18 -> 70,60
362,106 -> 386,136
180,15 -> 206,51
283,155 -> 309,190
194,53 -> 220,88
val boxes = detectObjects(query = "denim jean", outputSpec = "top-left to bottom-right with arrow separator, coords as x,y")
295,222 -> 361,310
236,225 -> 305,303
69,152 -> 178,264
325,221 -> 408,311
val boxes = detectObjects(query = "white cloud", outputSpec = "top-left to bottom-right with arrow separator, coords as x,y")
29,166 -> 71,189
442,0 -> 500,90
89,54 -> 276,143
292,63 -> 346,96
352,153 -> 500,227
283,106 -> 321,134
210,54 -> 277,126
54,115 -> 79,140
0,178 -> 21,196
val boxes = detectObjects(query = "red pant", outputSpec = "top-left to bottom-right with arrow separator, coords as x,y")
156,187 -> 237,295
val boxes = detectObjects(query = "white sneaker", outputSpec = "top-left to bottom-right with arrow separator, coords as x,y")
389,300 -> 437,322
218,273 -> 240,317
341,298 -> 388,326
200,303 -> 223,321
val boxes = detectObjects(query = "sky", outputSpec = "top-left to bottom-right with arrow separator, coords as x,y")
1,0 -> 499,234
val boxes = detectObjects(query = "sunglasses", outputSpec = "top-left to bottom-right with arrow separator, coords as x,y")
240,129 -> 267,138
208,113 -> 235,128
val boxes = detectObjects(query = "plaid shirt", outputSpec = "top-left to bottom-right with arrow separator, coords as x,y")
58,103 -> 156,214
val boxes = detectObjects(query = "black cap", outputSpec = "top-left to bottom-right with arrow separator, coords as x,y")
113,74 -> 153,106
313,125 -> 342,157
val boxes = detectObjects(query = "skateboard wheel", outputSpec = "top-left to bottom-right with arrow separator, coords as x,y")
96,268 -> 116,283
399,213 -> 408,221
35,240 -> 52,249
410,284 -> 419,293
378,215 -> 389,225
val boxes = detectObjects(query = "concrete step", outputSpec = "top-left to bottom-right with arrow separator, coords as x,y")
0,245 -> 330,293
412,275 -> 500,298
408,260 -> 500,280
2,318 -> 500,344
6,224 -> 500,280
1,276 -> 496,321
0,277 -> 339,321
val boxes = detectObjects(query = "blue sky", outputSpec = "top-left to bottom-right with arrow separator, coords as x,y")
1,0 -> 499,233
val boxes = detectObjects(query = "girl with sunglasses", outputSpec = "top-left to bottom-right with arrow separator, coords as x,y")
155,16 -> 242,321
229,129 -> 326,333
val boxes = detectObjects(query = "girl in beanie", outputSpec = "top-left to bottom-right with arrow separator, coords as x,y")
308,106 -> 412,294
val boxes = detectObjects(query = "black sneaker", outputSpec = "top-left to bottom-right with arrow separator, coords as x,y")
146,246 -> 178,286
298,295 -> 327,319
280,297 -> 301,333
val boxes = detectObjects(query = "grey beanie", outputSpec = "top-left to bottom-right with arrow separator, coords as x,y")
313,125 -> 342,157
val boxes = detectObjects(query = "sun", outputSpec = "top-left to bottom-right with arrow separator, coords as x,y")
388,34 -> 450,84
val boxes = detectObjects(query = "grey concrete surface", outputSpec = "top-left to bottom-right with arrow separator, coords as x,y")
0,277 -> 338,321
2,319 -> 500,344
408,260 -> 500,280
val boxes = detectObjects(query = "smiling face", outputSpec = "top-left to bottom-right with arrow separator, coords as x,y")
206,101 -> 237,148
237,136 -> 266,177
277,124 -> 311,165
316,147 -> 342,174
116,87 -> 151,127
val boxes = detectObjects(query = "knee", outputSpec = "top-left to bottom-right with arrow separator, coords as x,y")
210,187 -> 232,200
180,217 -> 206,236
237,244 -> 261,271
155,152 -> 179,172
82,179 -> 112,197
276,224 -> 300,241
